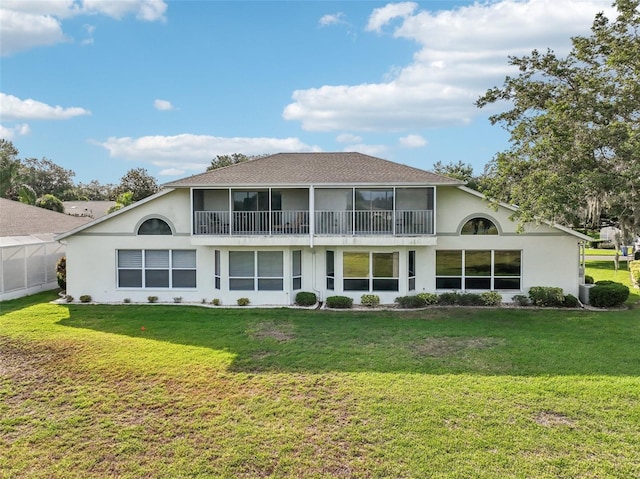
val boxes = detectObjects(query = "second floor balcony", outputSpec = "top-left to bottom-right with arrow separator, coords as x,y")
194,209 -> 434,236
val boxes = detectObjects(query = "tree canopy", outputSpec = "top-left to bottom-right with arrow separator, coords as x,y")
476,0 -> 640,240
206,153 -> 264,171
116,168 -> 159,202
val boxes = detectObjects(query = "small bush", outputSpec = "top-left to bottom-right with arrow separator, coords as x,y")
360,294 -> 380,308
512,294 -> 530,307
64,295 -> 74,303
295,291 -> 317,307
123,298 -> 131,304
563,294 -> 580,308
480,291 -> 502,306
79,295 -> 92,303
147,295 -> 158,303
211,298 -> 221,306
394,295 -> 426,308
584,275 -> 594,284
457,293 -> 483,306
416,292 -> 438,305
528,286 -> 564,307
630,260 -> 640,284
237,297 -> 250,306
173,296 -> 183,303
437,292 -> 460,305
326,295 -> 353,309
589,282 -> 629,308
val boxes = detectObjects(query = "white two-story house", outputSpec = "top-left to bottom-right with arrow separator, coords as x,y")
57,153 -> 590,305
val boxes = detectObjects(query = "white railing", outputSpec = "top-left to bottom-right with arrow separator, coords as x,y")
195,209 -> 433,235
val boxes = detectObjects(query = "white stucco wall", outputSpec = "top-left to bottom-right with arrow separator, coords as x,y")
61,186 -> 585,305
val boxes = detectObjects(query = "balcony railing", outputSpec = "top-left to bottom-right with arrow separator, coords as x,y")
194,209 -> 433,236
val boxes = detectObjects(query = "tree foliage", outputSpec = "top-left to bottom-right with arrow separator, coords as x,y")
206,153 -> 263,171
36,194 -> 65,213
116,168 -> 159,201
431,160 -> 486,191
0,139 -> 22,198
21,157 -> 75,198
476,0 -> 640,239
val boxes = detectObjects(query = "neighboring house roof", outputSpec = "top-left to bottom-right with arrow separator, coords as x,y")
164,152 -> 464,187
63,201 -> 116,219
0,198 -> 92,237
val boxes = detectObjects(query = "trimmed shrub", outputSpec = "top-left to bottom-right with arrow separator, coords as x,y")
326,295 -> 353,309
528,286 -> 564,307
295,291 -> 317,307
123,298 -> 131,304
438,292 -> 460,306
360,294 -> 380,308
147,295 -> 158,303
395,295 -> 425,308
457,293 -> 483,306
79,295 -> 92,303
563,294 -> 580,308
211,298 -> 221,306
480,291 -> 502,306
512,294 -> 530,306
589,282 -> 629,308
237,297 -> 250,306
173,296 -> 183,303
416,292 -> 438,305
584,275 -> 594,284
64,295 -> 74,303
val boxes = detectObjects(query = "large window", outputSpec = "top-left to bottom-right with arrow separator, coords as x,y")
343,251 -> 399,291
117,250 -> 196,288
229,251 -> 284,291
326,250 -> 335,290
435,250 -> 521,290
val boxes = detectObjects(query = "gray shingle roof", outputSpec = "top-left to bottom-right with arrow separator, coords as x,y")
0,198 -> 92,237
164,152 -> 463,187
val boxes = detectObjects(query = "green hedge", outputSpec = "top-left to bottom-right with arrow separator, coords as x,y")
295,292 -> 317,307
326,295 -> 353,309
589,282 -> 629,308
528,286 -> 564,307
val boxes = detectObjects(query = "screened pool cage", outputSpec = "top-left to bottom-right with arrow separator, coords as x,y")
0,234 -> 65,301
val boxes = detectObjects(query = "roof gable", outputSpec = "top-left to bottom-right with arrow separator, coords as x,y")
164,152 -> 463,187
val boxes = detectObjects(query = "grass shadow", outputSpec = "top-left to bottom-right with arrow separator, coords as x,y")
56,303 -> 640,377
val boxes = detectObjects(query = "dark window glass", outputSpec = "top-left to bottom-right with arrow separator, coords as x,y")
173,270 -> 196,288
373,278 -> 399,291
344,278 -> 370,291
230,278 -> 254,290
146,270 -> 169,287
436,250 -> 462,276
494,250 -> 521,276
465,250 -> 491,276
495,278 -> 521,290
138,218 -> 172,235
461,218 -> 498,235
258,279 -> 284,291
436,277 -> 462,289
465,277 -> 491,290
119,270 -> 142,287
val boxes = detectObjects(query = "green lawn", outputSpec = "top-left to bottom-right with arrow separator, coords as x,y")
2,272 -> 640,477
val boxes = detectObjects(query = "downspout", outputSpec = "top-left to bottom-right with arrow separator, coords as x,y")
309,185 -> 315,249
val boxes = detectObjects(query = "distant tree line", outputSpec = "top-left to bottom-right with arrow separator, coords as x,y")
0,139 -> 159,213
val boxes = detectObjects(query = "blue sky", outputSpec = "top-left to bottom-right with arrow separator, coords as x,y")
1,0 -> 614,185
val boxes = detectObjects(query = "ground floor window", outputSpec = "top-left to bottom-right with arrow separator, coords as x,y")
214,250 -> 221,289
343,251 -> 399,291
326,250 -> 335,290
408,250 -> 416,291
117,249 -> 196,288
292,250 -> 302,290
229,251 -> 284,291
435,249 -> 521,290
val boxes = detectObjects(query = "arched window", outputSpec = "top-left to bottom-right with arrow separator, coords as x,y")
461,217 -> 498,235
138,218 -> 172,235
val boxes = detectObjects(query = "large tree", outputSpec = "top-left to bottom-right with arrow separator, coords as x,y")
206,153 -> 265,171
20,157 -> 75,198
476,0 -> 640,240
0,139 -> 22,198
116,168 -> 159,201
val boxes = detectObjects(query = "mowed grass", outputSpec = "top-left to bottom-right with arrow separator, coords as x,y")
2,273 -> 640,477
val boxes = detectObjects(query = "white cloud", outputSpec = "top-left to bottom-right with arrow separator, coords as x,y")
154,99 -> 175,111
336,133 -> 362,144
0,123 -> 30,140
158,168 -> 185,177
97,134 -> 322,172
0,0 -> 167,56
284,0 -> 613,132
0,93 -> 91,120
343,144 -> 388,157
366,2 -> 417,33
399,134 -> 427,148
319,12 -> 347,27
